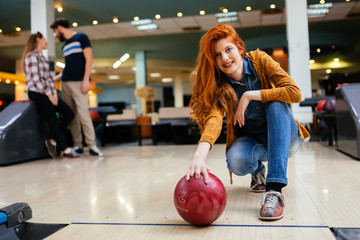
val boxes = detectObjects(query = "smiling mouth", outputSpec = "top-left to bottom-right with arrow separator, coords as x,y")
223,61 -> 233,68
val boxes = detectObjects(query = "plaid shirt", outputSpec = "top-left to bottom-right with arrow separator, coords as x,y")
25,50 -> 56,95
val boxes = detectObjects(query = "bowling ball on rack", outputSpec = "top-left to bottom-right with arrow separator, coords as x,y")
173,173 -> 227,226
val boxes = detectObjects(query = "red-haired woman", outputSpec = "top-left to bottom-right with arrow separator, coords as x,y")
186,24 -> 309,221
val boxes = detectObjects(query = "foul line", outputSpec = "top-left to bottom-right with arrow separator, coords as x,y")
72,222 -> 329,228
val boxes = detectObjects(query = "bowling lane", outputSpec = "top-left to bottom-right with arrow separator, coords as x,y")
1,141 -> 360,239
46,224 -> 334,240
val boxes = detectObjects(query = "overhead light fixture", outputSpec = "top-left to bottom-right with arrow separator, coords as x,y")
131,19 -> 152,25
326,69 -> 331,74
199,10 -> 205,15
5,79 -> 11,84
309,59 -> 315,64
222,8 -> 228,13
108,75 -> 120,80
216,12 -> 238,23
120,53 -> 130,62
150,73 -> 161,78
92,20 -> 98,25
57,6 -> 63,12
56,62 -> 65,68
320,0 -> 325,4
270,4 -> 276,9
0,29 -> 2,33
113,17 -> 119,23
72,22 -> 78,27
333,58 -> 339,62
15,81 -> 19,85
308,3 -> 332,17
246,6 -> 252,11
177,12 -> 183,17
155,14 -> 161,19
317,48 -> 321,53
131,19 -> 158,31
134,16 -> 140,21
162,78 -> 173,83
113,60 -> 121,69
15,27 -> 21,32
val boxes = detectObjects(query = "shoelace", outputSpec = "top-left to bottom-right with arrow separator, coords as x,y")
261,191 -> 285,208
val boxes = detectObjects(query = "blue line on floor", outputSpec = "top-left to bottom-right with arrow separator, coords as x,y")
72,222 -> 329,228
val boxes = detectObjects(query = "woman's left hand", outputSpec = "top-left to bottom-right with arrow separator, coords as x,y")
233,92 -> 250,127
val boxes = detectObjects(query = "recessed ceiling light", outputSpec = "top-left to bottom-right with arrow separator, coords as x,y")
150,73 -> 161,78
15,27 -> 21,31
56,62 -> 65,68
134,16 -> 139,21
320,0 -> 325,4
5,79 -> 11,84
108,75 -> 120,80
92,20 -> 98,25
162,78 -> 173,83
246,6 -> 252,11
309,59 -> 315,64
72,22 -> 78,27
317,48 -> 321,53
326,69 -> 331,74
177,12 -> 183,17
199,10 -> 205,15
113,17 -> 119,23
57,6 -> 63,12
333,58 -> 339,62
15,81 -> 19,85
0,29 -> 2,33
155,14 -> 161,19
270,4 -> 276,9
222,8 -> 228,13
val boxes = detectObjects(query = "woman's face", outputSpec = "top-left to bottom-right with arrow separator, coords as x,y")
37,36 -> 48,50
214,37 -> 244,80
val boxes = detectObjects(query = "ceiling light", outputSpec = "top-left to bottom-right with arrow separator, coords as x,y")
222,8 -> 228,13
307,3 -> 332,17
57,6 -> 63,12
15,81 -> 19,85
177,12 -> 183,17
137,24 -> 158,31
317,48 -> 321,53
15,27 -> 21,31
113,60 -> 121,69
120,53 -> 130,62
0,29 -> 2,33
320,0 -> 325,4
246,6 -> 252,11
92,20 -> 98,25
56,62 -> 65,68
270,4 -> 276,9
108,75 -> 120,80
333,58 -> 339,62
309,59 -> 315,64
113,17 -> 119,23
162,78 -> 173,83
72,22 -> 78,27
155,14 -> 161,19
134,16 -> 140,21
131,19 -> 152,25
326,69 -> 331,74
5,79 -> 11,84
199,10 -> 205,15
346,0 -> 350,2
216,12 -> 238,23
150,73 -> 161,78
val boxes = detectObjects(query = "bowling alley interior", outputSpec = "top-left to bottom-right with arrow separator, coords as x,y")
1,0 -> 360,239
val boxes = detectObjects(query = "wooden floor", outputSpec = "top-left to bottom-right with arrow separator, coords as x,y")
1,141 -> 359,239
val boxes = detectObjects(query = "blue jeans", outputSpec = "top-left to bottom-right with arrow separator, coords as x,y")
226,101 -> 302,185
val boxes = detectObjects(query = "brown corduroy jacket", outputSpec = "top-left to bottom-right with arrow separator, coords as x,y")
196,49 -> 310,184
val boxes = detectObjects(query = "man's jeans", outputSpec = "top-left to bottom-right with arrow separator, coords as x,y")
226,101 -> 302,185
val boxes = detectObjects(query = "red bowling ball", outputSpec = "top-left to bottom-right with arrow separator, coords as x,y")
173,173 -> 227,225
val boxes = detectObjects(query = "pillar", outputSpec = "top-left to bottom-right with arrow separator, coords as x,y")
174,75 -> 184,107
135,51 -> 147,115
285,0 -> 312,123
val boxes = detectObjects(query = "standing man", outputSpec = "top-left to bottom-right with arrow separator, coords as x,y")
50,18 -> 103,156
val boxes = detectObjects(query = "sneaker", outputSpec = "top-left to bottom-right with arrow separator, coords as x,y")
259,191 -> 285,221
89,146 -> 103,156
251,163 -> 266,192
73,147 -> 84,154
45,139 -> 57,159
63,148 -> 81,158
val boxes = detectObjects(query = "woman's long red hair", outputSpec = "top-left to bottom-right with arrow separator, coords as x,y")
190,24 -> 246,131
